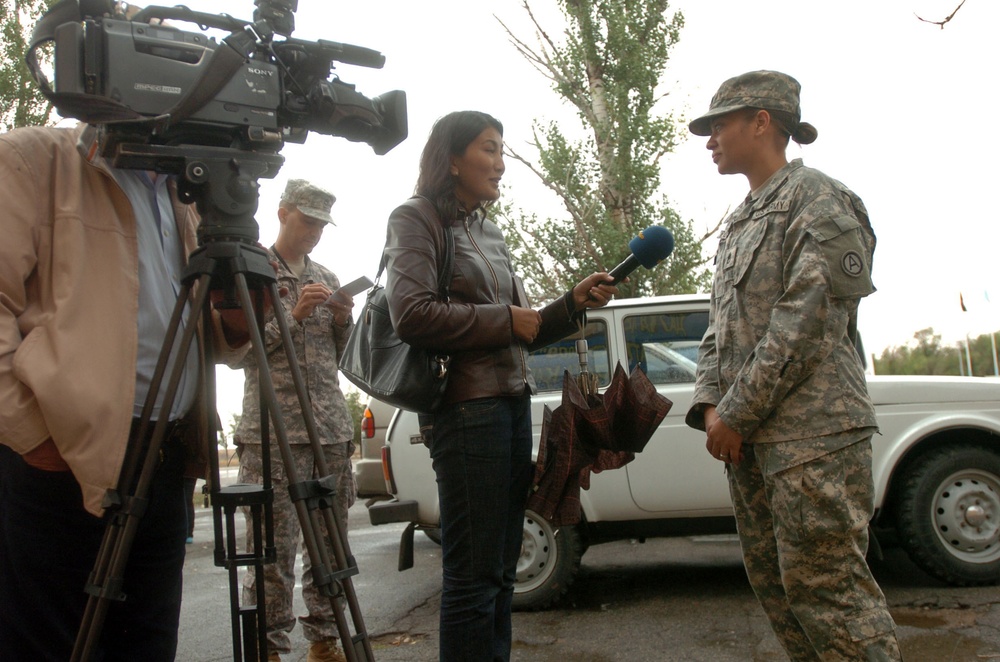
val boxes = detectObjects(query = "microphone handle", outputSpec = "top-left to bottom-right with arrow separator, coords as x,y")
608,254 -> 640,285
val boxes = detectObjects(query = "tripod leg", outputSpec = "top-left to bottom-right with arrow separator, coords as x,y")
208,273 -> 278,662
72,273 -> 210,662
227,273 -> 344,656
261,280 -> 374,661
213,267 -> 359,661
87,241 -> 377,662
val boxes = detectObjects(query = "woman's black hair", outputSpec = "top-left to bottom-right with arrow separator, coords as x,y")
742,107 -> 818,146
415,110 -> 504,223
770,109 -> 817,145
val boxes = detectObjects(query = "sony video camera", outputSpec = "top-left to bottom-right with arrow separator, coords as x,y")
25,0 -> 406,240
26,0 -> 406,153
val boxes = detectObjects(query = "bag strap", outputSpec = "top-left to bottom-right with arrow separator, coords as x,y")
376,197 -> 454,302
377,197 -> 454,382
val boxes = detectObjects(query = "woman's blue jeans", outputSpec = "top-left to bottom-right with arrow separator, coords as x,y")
429,392 -> 533,662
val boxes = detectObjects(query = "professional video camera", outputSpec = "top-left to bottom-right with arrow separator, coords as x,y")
27,0 -> 406,153
25,0 -> 406,241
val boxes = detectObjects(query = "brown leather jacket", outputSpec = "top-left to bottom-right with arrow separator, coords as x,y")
384,197 -> 581,407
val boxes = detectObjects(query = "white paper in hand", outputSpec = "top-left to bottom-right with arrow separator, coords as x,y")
325,275 -> 374,304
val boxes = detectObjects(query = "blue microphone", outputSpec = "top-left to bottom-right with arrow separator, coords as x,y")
607,226 -> 675,284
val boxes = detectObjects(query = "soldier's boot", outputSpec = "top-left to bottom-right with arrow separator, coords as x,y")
307,638 -> 347,662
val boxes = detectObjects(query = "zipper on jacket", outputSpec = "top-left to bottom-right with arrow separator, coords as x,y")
515,337 -> 529,385
464,218 -> 530,386
463,218 -> 501,303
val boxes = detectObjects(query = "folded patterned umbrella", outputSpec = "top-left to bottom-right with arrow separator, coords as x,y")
527,363 -> 672,526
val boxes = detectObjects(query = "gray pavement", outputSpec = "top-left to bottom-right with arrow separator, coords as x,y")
178,472 -> 1000,661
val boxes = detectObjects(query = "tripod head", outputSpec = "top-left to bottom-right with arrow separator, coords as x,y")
105,136 -> 283,245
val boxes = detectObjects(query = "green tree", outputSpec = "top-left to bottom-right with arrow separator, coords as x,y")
962,331 -> 1000,376
873,327 -> 1000,376
495,0 -> 716,302
874,328 -> 961,375
343,389 -> 365,446
225,413 -> 241,448
1,0 -> 56,131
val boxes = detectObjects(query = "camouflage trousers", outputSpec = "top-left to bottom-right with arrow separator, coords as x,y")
237,443 -> 355,654
727,438 -> 902,661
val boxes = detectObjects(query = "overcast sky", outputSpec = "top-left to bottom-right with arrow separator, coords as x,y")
101,0 -> 999,426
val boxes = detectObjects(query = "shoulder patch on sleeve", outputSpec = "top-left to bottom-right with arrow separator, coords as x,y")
807,215 -> 875,299
840,250 -> 866,278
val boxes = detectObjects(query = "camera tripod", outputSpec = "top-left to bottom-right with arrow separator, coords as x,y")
71,142 -> 374,662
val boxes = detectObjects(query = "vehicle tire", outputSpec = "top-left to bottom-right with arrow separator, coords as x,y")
895,444 -> 1000,585
512,509 -> 583,611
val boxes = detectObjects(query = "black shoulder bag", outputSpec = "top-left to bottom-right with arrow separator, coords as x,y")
339,218 -> 454,414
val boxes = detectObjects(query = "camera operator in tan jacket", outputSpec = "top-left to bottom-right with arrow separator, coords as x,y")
0,122 -> 249,660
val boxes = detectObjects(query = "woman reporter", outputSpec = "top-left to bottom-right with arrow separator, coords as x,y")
384,110 -> 616,662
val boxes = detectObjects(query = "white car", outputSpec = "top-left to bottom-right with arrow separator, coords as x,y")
354,397 -> 394,501
368,294 -> 1000,610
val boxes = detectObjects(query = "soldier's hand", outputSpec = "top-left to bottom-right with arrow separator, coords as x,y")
704,406 -> 744,464
324,289 -> 355,326
291,282 -> 333,322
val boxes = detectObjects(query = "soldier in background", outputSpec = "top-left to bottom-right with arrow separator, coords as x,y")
231,179 -> 356,662
684,71 -> 902,660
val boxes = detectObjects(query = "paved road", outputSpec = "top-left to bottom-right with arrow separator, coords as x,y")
178,477 -> 1000,661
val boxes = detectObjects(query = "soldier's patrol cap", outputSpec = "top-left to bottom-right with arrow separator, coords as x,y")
689,70 -> 818,145
280,179 -> 336,224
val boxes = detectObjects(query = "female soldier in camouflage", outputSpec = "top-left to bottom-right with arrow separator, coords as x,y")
685,71 -> 902,660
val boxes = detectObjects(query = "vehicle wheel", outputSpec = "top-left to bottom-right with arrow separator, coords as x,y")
895,444 -> 1000,585
423,527 -> 442,545
512,509 -> 583,611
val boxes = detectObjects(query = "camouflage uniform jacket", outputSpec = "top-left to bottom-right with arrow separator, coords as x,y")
686,159 -> 878,443
232,249 -> 354,447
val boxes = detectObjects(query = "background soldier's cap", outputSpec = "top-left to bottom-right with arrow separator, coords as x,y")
280,179 -> 336,224
689,70 -> 818,144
